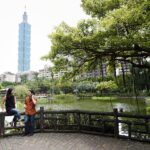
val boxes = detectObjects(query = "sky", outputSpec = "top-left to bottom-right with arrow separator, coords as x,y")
0,0 -> 89,74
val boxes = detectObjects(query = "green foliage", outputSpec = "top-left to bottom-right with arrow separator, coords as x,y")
1,81 -> 17,88
16,101 -> 24,110
55,79 -> 73,94
92,96 -> 117,101
96,80 -> 118,91
146,107 -> 150,115
43,0 -> 150,78
25,78 -> 51,93
14,85 -> 29,99
74,81 -> 98,93
54,94 -> 77,101
81,0 -> 120,18
20,74 -> 28,83
0,84 -> 3,90
37,98 -> 49,104
41,0 -> 150,95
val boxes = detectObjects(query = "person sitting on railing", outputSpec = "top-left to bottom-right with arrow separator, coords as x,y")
24,90 -> 37,136
2,88 -> 21,127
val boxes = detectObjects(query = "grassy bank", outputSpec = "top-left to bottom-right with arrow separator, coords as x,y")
92,96 -> 117,101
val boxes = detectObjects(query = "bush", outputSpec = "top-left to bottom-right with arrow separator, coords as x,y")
15,85 -> 29,99
146,107 -> 150,115
54,94 -> 77,100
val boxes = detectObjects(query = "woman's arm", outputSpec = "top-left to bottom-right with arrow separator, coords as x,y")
32,95 -> 37,105
1,96 -> 6,111
24,97 -> 27,109
14,96 -> 17,107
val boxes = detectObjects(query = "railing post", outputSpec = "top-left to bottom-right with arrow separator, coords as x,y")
113,108 -> 119,138
145,118 -> 149,133
77,111 -> 80,131
40,107 -> 44,132
0,112 -> 5,137
128,123 -> 131,139
89,114 -> 92,125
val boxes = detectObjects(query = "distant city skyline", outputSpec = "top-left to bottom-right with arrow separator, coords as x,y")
0,0 -> 89,74
18,11 -> 31,72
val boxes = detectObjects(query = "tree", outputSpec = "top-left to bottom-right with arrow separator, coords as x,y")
1,81 -> 17,88
0,84 -> 3,90
96,80 -> 118,93
20,74 -> 28,83
14,85 -> 29,99
81,0 -> 150,68
43,0 -> 150,80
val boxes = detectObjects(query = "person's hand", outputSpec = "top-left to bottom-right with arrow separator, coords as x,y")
32,95 -> 35,99
1,107 -> 5,112
24,104 -> 27,109
1,105 -> 4,111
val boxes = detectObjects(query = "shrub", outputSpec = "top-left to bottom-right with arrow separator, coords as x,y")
14,85 -> 29,99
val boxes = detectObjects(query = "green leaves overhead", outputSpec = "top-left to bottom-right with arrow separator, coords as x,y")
44,0 -> 150,78
81,0 -> 120,18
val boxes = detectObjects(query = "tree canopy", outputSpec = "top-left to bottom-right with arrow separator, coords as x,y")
44,0 -> 150,78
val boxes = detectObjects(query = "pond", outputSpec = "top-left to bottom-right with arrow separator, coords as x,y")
0,98 -> 150,114
12,97 -> 150,115
1,96 -> 150,137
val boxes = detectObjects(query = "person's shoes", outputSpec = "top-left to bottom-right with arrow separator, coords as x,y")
17,121 -> 24,126
10,121 -> 14,127
22,133 -> 29,136
28,133 -> 34,136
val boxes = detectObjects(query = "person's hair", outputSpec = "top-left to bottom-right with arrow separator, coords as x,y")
6,88 -> 13,99
29,90 -> 35,95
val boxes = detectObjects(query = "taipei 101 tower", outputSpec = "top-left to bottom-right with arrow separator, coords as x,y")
18,10 -> 31,72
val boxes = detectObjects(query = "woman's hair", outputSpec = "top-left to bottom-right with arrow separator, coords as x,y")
29,90 -> 35,95
6,88 -> 13,98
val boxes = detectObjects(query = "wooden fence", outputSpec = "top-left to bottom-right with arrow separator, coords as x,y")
0,107 -> 150,142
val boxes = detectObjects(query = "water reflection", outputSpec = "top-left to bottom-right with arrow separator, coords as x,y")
36,98 -> 148,114
0,97 -> 149,114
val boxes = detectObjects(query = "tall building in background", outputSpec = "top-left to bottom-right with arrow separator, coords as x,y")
18,11 -> 31,72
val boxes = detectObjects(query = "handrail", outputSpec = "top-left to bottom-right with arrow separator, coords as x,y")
0,107 -> 150,143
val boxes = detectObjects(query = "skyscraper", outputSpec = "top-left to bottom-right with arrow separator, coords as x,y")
18,11 -> 31,72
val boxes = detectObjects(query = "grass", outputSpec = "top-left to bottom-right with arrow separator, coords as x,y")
37,98 -> 50,104
54,94 -> 77,100
92,96 -> 117,101
16,101 -> 24,111
146,107 -> 150,114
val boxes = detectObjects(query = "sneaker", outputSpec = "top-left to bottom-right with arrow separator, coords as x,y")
22,133 -> 29,136
10,121 -> 14,127
28,133 -> 34,136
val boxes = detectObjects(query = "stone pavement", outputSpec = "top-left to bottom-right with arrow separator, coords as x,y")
0,133 -> 149,150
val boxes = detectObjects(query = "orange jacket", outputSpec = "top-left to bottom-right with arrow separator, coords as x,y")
25,96 -> 37,115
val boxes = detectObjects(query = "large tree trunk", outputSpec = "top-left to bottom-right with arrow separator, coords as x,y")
100,60 -> 104,81
121,62 -> 126,87
113,61 -> 118,85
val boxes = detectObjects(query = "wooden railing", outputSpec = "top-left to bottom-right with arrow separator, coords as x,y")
0,107 -> 150,142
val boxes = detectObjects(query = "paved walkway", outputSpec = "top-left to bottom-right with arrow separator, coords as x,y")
0,133 -> 149,150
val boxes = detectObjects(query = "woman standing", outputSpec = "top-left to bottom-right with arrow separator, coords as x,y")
2,88 -> 21,127
24,90 -> 37,136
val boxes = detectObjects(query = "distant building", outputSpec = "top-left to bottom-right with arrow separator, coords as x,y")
53,70 -> 68,79
17,71 -> 38,82
15,73 -> 21,83
38,65 -> 52,79
38,65 -> 68,79
75,64 -> 107,80
116,62 -> 130,76
0,72 -> 16,83
18,11 -> 31,72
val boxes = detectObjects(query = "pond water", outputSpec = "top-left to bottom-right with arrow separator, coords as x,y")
14,97 -> 150,115
0,96 -> 149,115
1,96 -> 150,137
